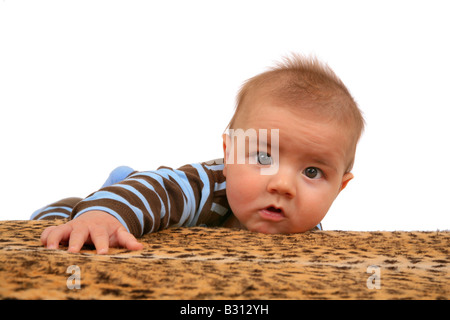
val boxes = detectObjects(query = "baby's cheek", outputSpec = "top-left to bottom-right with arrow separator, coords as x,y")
226,178 -> 249,204
297,196 -> 332,227
226,173 -> 259,207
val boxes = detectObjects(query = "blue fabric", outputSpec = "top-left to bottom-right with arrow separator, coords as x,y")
101,166 -> 135,188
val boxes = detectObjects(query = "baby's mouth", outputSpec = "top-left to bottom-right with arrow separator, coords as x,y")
259,206 -> 285,221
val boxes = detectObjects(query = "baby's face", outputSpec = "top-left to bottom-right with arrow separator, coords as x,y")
223,100 -> 354,233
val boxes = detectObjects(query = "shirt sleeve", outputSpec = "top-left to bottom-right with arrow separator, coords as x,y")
70,160 -> 227,237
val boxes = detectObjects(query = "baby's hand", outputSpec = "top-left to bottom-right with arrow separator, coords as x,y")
40,210 -> 143,254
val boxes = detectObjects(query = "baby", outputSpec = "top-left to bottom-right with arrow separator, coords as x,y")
33,54 -> 365,254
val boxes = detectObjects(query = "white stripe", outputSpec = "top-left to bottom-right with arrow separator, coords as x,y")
211,203 -> 228,216
204,163 -> 224,171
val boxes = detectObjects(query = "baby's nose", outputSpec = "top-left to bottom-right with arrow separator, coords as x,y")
266,170 -> 296,198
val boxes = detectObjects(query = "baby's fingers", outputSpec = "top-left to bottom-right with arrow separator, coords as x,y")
67,226 -> 90,253
89,225 -> 110,255
44,224 -> 73,250
40,226 -> 57,246
116,228 -> 144,251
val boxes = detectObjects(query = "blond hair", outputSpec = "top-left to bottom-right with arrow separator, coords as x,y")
227,53 -> 365,171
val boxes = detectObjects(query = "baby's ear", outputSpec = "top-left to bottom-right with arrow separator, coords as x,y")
339,172 -> 354,192
222,133 -> 228,158
222,133 -> 230,176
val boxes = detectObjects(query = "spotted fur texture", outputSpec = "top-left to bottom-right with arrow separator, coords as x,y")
0,220 -> 448,299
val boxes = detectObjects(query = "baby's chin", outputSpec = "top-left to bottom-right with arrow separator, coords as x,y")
245,222 -> 289,235
245,221 -> 314,234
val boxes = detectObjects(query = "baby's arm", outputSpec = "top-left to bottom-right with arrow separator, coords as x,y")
40,210 -> 143,254
40,161 -> 223,254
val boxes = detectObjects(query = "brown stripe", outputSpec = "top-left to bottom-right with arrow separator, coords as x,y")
111,181 -> 164,234
126,172 -> 185,230
34,208 -> 71,220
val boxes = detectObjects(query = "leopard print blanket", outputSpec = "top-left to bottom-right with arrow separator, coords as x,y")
0,220 -> 448,299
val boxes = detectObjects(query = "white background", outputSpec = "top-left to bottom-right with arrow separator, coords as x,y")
1,0 -> 449,231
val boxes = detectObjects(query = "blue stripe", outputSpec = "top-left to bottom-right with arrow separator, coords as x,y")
73,206 -> 131,234
204,163 -> 224,171
131,169 -> 195,228
36,212 -> 70,220
126,178 -> 167,220
79,190 -> 144,236
190,163 -> 210,226
30,206 -> 72,219
112,184 -> 157,233
128,171 -> 172,227
214,181 -> 226,191
129,171 -> 166,186
166,168 -> 197,227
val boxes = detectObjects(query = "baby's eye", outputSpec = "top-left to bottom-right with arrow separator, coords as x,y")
303,167 -> 323,179
257,152 -> 272,165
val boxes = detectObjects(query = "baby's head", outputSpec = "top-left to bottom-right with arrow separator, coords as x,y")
222,54 -> 365,233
